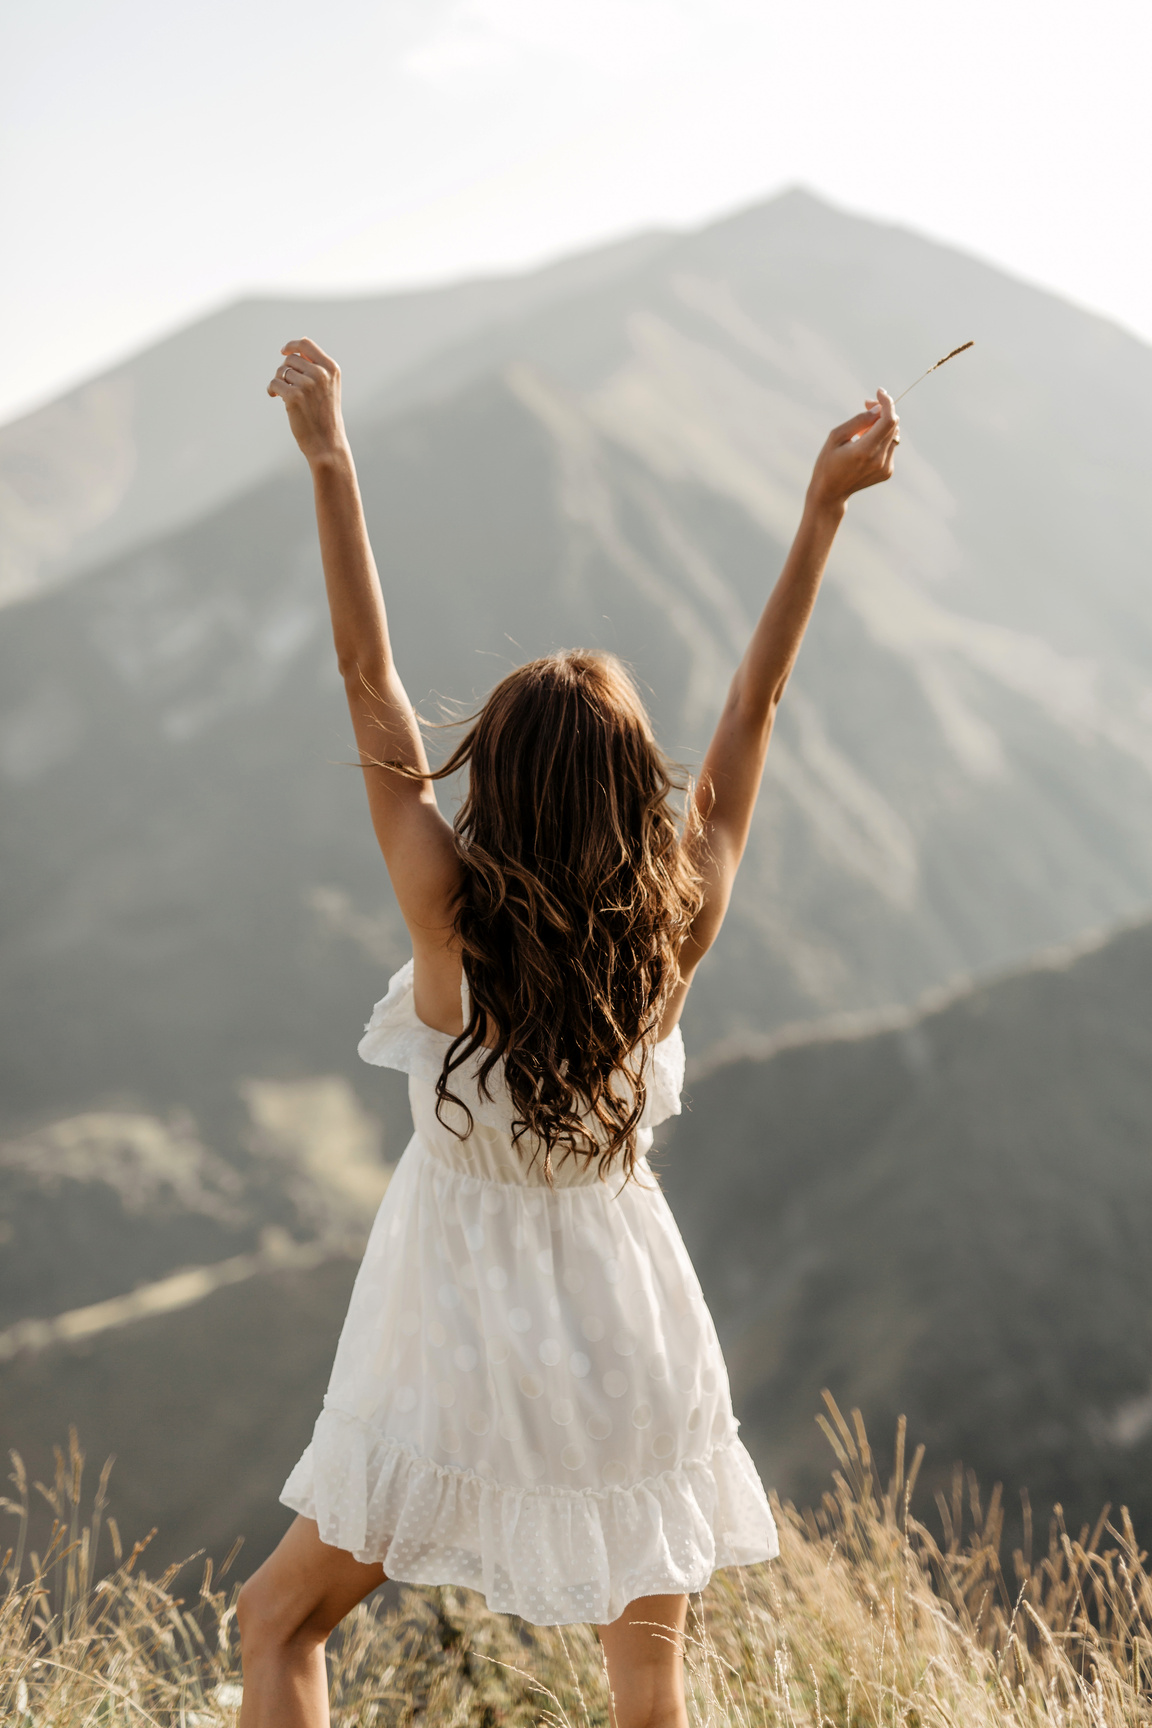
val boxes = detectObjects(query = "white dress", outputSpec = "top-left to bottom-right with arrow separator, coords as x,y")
281,960 -> 778,1625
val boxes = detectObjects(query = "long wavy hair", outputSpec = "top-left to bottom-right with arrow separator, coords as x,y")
422,650 -> 704,1183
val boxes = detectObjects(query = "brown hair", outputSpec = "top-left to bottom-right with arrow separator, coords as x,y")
426,650 -> 703,1182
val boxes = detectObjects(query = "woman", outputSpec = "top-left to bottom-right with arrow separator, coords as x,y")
237,337 -> 899,1728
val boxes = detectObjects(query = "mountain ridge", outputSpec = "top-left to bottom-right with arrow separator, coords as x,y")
688,910 -> 1152,1079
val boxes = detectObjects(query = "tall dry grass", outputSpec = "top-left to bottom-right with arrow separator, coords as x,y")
4,1398 -> 1152,1727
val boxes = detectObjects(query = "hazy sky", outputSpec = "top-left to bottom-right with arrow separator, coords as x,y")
4,0 -> 1149,426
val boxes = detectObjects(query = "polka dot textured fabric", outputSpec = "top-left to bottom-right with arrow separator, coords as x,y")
281,961 -> 778,1626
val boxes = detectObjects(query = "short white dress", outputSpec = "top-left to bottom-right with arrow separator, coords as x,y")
281,960 -> 778,1625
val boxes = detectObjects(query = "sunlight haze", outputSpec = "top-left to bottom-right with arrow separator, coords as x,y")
3,0 -> 1149,424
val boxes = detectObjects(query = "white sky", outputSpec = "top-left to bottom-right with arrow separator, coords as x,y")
4,0 -> 1150,427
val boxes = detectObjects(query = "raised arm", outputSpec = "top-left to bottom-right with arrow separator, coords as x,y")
267,340 -> 465,1026
672,389 -> 900,1001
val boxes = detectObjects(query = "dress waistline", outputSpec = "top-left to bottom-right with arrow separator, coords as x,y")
407,1131 -> 656,1198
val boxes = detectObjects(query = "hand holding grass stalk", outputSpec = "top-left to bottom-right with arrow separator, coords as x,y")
895,340 -> 974,403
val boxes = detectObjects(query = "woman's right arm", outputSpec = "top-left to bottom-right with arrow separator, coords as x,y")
668,390 -> 901,1014
268,339 -> 465,1028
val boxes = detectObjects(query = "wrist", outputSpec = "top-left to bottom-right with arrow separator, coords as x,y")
307,437 -> 354,476
801,487 -> 848,529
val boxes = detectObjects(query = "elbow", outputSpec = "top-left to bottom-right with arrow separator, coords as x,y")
726,682 -> 782,739
337,650 -> 387,693
755,671 -> 788,724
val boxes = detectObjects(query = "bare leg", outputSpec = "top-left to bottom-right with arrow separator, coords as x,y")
598,1594 -> 689,1728
236,1516 -> 386,1728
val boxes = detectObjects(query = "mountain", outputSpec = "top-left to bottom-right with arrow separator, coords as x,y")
663,916 -> 1152,1539
4,185 -> 1152,1568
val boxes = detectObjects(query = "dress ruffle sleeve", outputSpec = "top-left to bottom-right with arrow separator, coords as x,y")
358,961 -> 444,1084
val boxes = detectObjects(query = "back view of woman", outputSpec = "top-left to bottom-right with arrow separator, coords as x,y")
238,339 -> 899,1728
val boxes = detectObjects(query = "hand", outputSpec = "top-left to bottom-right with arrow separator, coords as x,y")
267,338 -> 348,465
806,387 -> 900,512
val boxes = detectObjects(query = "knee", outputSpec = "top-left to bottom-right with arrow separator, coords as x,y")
236,1574 -> 275,1656
236,1571 -> 318,1661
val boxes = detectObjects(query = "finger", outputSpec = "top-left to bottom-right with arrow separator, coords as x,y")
267,376 -> 300,400
857,389 -> 898,447
280,354 -> 325,383
281,337 -> 337,372
830,406 -> 882,445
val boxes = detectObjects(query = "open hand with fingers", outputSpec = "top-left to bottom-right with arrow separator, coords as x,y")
807,387 -> 900,511
267,338 -> 348,466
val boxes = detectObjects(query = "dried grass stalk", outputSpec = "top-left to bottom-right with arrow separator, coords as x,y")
895,339 -> 975,402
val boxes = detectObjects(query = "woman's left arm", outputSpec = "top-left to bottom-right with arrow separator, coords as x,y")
267,339 -> 463,961
660,389 -> 899,1035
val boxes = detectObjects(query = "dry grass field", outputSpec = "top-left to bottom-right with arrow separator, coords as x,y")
5,1400 -> 1152,1728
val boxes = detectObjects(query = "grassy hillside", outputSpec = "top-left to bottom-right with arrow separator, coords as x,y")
4,1414 -> 1151,1728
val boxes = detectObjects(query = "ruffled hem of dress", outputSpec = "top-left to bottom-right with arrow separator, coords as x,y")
357,960 -> 684,1130
280,1405 -> 778,1626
